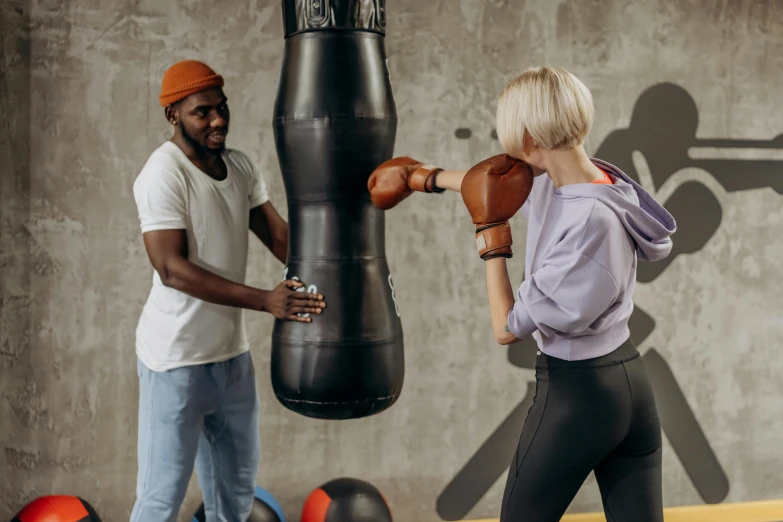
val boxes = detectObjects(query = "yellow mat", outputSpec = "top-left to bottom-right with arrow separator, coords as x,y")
464,499 -> 783,522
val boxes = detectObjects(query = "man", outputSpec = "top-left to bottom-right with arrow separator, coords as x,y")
130,60 -> 325,521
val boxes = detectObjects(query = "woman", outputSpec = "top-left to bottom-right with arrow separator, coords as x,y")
370,66 -> 676,521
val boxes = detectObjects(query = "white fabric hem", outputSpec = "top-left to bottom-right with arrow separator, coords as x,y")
135,344 -> 251,373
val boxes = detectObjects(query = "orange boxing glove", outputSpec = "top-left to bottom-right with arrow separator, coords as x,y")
461,154 -> 534,259
367,157 -> 445,210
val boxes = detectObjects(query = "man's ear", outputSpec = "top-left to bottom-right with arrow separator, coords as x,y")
164,104 -> 177,125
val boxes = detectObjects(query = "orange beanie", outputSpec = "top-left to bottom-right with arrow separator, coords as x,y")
159,60 -> 224,107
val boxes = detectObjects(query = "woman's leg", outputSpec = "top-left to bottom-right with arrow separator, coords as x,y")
500,343 -> 640,522
499,371 -> 594,521
594,355 -> 664,522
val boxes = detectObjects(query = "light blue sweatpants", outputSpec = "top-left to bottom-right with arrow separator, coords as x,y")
129,351 -> 260,522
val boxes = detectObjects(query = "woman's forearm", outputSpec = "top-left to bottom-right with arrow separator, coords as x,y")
485,257 -> 520,344
433,162 -> 539,193
433,170 -> 467,193
432,158 -> 540,194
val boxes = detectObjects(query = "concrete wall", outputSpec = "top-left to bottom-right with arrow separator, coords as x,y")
2,0 -> 783,520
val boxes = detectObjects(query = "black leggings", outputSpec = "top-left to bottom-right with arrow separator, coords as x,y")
500,340 -> 663,522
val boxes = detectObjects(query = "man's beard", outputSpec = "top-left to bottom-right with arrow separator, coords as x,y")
179,122 -> 225,154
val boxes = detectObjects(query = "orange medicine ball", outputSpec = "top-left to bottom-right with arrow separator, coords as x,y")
301,478 -> 392,522
12,495 -> 101,522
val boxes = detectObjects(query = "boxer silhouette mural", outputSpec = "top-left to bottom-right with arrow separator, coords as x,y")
437,83 -> 783,520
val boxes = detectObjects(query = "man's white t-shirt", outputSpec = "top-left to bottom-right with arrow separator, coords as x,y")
133,141 -> 270,372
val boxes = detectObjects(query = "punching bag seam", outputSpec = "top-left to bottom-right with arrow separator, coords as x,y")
285,29 -> 384,39
285,257 -> 388,262
285,197 -> 373,203
276,395 -> 396,405
272,335 -> 403,345
273,117 -> 397,123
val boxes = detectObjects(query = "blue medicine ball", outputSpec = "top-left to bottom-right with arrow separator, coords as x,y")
192,486 -> 285,522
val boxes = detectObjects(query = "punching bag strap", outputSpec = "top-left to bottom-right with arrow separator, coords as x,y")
410,164 -> 446,194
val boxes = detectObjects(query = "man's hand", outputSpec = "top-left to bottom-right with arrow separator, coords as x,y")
261,279 -> 326,322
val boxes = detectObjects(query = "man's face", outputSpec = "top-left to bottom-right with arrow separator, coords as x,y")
174,87 -> 230,152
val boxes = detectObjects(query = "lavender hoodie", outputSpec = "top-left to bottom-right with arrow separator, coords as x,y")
507,158 -> 676,361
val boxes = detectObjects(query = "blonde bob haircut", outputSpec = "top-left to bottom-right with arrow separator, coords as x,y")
496,67 -> 594,156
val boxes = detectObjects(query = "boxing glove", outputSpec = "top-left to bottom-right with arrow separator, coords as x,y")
461,154 -> 534,259
368,157 -> 445,210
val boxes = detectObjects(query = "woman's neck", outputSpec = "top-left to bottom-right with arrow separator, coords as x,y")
541,145 -> 604,188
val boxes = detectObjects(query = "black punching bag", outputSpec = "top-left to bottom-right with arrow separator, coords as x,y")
271,0 -> 403,420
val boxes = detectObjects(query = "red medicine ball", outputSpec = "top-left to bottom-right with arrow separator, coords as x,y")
301,478 -> 391,522
12,495 -> 101,522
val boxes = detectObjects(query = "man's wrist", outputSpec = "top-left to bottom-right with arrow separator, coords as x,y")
248,287 -> 269,312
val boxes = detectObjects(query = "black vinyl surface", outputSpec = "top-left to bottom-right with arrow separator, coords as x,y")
271,2 -> 403,420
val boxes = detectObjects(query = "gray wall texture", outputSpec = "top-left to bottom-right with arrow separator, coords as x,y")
2,0 -> 783,521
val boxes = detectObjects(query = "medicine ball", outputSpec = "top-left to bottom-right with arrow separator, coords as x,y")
192,486 -> 285,522
12,495 -> 101,522
301,478 -> 392,522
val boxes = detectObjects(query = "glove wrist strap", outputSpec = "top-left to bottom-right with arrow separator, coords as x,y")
410,165 -> 446,193
475,222 -> 513,259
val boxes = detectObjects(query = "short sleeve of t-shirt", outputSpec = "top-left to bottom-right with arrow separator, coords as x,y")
247,159 -> 270,209
226,149 -> 270,209
133,166 -> 188,233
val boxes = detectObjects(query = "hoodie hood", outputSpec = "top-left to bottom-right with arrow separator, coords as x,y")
553,158 -> 677,262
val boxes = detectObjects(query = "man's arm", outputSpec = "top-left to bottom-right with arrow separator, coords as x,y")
485,258 -> 522,345
249,202 -> 288,264
142,229 -> 323,320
